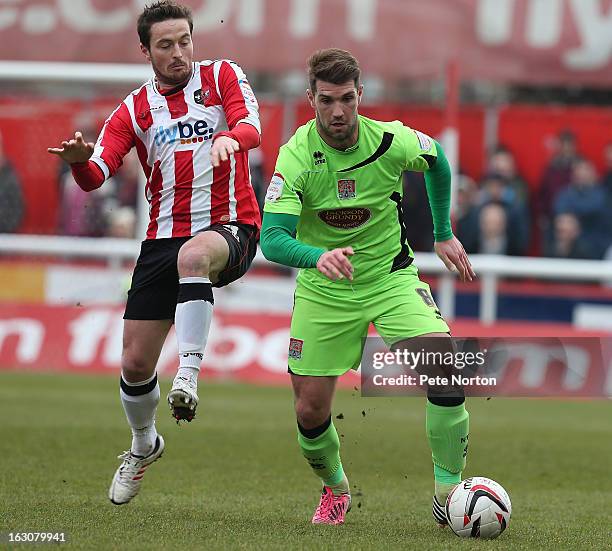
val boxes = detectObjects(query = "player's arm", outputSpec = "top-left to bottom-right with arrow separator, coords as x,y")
404,131 -> 475,282
211,60 -> 261,167
260,168 -> 353,280
48,131 -> 103,191
47,103 -> 135,192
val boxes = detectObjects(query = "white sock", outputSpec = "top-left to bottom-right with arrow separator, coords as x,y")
175,366 -> 199,383
175,277 -> 214,373
120,372 -> 159,457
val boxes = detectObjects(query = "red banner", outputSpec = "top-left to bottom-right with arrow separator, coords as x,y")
0,303 -> 360,386
1,304 -> 611,396
2,1 -> 612,85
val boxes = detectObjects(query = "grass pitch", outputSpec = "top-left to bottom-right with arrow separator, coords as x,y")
0,371 -> 610,550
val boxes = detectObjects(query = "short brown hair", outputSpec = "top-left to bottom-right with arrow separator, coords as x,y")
137,1 -> 193,49
307,48 -> 361,91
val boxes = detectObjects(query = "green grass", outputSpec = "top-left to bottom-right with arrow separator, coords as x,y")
0,371 -> 610,550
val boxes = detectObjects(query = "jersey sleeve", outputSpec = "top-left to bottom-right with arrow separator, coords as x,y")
216,60 -> 261,134
400,125 -> 438,172
90,102 -> 135,180
263,146 -> 305,216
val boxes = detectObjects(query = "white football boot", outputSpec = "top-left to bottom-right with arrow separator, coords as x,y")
108,434 -> 165,505
167,372 -> 199,423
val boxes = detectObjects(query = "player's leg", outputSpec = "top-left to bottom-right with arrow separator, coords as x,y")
169,224 -> 258,421
109,238 -> 180,504
121,319 -> 172,453
167,231 -> 226,421
392,333 -> 469,525
292,374 -> 352,525
289,283 -> 366,524
109,318 -> 171,505
292,374 -> 348,491
372,268 -> 469,524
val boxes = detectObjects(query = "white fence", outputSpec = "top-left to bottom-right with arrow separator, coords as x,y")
3,233 -> 612,324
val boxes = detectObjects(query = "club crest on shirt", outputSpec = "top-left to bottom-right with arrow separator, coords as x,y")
289,338 -> 304,360
194,87 -> 211,105
337,179 -> 356,200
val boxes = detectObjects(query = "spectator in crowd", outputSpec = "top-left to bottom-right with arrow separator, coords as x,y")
602,142 -> 612,196
457,173 -> 529,256
58,162 -> 113,237
538,129 -> 581,224
249,147 -> 266,214
402,171 -> 433,251
543,212 -> 600,260
553,159 -> 612,258
57,114 -> 142,238
57,118 -> 113,237
0,130 -> 25,233
479,172 -> 517,208
107,206 -> 137,239
487,145 -> 529,208
454,174 -> 480,251
478,202 -> 509,255
481,172 -> 530,246
113,150 -> 140,211
464,201 -> 527,256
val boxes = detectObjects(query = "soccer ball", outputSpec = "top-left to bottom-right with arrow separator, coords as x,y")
446,476 -> 511,539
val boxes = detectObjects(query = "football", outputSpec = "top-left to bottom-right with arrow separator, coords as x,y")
446,477 -> 512,539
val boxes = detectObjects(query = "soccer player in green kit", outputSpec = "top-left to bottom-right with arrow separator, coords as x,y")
260,49 -> 476,526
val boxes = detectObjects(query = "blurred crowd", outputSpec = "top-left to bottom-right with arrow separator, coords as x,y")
406,130 -> 612,260
1,124 -> 612,261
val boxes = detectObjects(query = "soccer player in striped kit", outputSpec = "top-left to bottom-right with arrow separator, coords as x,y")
48,1 -> 261,504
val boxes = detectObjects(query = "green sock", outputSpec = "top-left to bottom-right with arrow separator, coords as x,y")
298,422 -> 348,494
426,400 -> 469,500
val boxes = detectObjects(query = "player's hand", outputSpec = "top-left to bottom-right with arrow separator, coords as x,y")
47,131 -> 94,164
434,236 -> 475,282
211,136 -> 240,167
316,247 -> 354,281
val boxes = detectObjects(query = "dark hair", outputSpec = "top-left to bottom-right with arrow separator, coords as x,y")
558,129 -> 576,143
137,1 -> 193,49
307,48 -> 360,91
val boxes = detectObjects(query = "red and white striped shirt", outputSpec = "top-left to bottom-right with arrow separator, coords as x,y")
89,59 -> 261,240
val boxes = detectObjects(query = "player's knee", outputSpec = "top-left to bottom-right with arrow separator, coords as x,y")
177,243 -> 212,277
295,400 -> 331,429
121,354 -> 154,383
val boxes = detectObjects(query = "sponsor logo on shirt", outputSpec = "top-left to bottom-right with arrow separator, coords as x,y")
265,172 -> 285,203
414,130 -> 432,151
288,338 -> 304,360
318,207 -> 371,229
153,120 -> 214,146
337,179 -> 356,200
313,151 -> 326,165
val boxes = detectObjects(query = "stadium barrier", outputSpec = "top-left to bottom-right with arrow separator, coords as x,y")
3,233 -> 612,324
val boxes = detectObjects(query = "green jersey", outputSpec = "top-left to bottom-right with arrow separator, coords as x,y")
263,115 -> 443,286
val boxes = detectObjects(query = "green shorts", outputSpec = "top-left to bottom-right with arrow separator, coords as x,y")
288,266 -> 450,376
